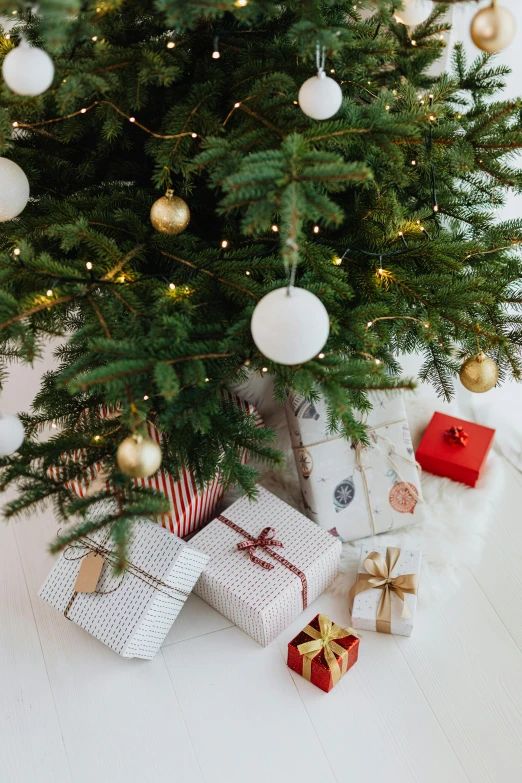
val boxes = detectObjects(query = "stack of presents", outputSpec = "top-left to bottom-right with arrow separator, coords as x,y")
40,390 -> 494,692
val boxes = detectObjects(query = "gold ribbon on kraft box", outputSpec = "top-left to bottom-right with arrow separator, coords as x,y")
297,614 -> 359,686
348,547 -> 418,634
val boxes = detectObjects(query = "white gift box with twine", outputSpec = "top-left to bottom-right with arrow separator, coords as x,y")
286,391 -> 425,542
39,509 -> 209,659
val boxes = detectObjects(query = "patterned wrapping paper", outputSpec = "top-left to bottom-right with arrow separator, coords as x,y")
285,390 -> 425,542
47,391 -> 263,539
190,487 -> 342,646
350,544 -> 421,637
287,614 -> 360,693
39,506 -> 209,659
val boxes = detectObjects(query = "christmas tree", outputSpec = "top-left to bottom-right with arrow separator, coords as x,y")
1,0 -> 521,563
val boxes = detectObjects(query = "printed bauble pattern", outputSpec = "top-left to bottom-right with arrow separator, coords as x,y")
285,391 -> 424,541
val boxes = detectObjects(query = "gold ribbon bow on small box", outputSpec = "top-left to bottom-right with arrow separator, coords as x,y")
297,614 -> 360,686
348,547 -> 419,634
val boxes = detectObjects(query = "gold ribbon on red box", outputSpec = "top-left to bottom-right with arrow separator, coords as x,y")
297,614 -> 359,686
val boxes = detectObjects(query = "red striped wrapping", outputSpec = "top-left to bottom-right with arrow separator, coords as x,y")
48,392 -> 263,539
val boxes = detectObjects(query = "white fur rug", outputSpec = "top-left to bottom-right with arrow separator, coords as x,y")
227,375 -> 504,603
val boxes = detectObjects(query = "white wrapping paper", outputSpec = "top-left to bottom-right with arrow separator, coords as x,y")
39,513 -> 209,659
190,487 -> 342,646
286,391 -> 425,542
351,544 -> 421,637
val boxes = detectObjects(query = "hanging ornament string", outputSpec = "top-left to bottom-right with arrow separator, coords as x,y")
316,43 -> 326,76
285,237 -> 299,294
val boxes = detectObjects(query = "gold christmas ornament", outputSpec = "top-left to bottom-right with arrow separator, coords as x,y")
470,1 -> 516,53
459,352 -> 499,393
116,433 -> 162,478
150,189 -> 190,235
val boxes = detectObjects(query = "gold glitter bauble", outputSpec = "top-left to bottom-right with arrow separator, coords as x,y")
470,3 -> 515,53
459,352 -> 499,393
150,189 -> 190,235
116,434 -> 162,478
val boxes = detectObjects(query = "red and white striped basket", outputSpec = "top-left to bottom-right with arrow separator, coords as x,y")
48,392 -> 263,539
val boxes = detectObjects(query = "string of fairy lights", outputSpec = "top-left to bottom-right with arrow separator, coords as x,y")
0,4 -> 506,427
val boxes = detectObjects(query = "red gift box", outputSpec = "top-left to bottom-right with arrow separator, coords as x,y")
416,412 -> 495,487
287,614 -> 359,693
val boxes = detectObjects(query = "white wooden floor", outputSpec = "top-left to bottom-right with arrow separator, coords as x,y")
3,359 -> 522,783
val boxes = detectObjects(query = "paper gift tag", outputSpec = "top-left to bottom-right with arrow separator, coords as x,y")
74,552 -> 104,593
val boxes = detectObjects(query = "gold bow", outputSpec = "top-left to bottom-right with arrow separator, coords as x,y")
348,547 -> 418,634
297,614 -> 359,686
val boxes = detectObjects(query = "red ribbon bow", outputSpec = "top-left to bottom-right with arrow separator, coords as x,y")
445,425 -> 469,447
217,515 -> 308,608
236,526 -> 284,570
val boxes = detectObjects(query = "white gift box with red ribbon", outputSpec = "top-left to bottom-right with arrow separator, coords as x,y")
286,391 -> 425,542
190,486 -> 342,646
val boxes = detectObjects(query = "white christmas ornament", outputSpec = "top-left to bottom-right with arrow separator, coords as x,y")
250,286 -> 330,365
298,72 -> 343,120
298,45 -> 342,121
393,0 -> 433,26
0,157 -> 30,222
0,412 -> 25,456
2,37 -> 54,96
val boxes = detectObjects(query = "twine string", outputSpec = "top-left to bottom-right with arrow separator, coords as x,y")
62,533 -> 191,620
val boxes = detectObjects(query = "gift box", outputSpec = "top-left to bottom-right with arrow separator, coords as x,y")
47,391 -> 263,538
190,487 -> 342,646
349,544 -> 421,637
39,509 -> 209,659
286,390 -> 425,542
415,412 -> 495,487
287,614 -> 360,693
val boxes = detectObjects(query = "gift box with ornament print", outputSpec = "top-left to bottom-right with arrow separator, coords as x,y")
190,487 -> 342,646
285,390 -> 425,542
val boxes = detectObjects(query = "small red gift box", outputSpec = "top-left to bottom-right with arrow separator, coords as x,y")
416,412 -> 495,487
287,614 -> 359,693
